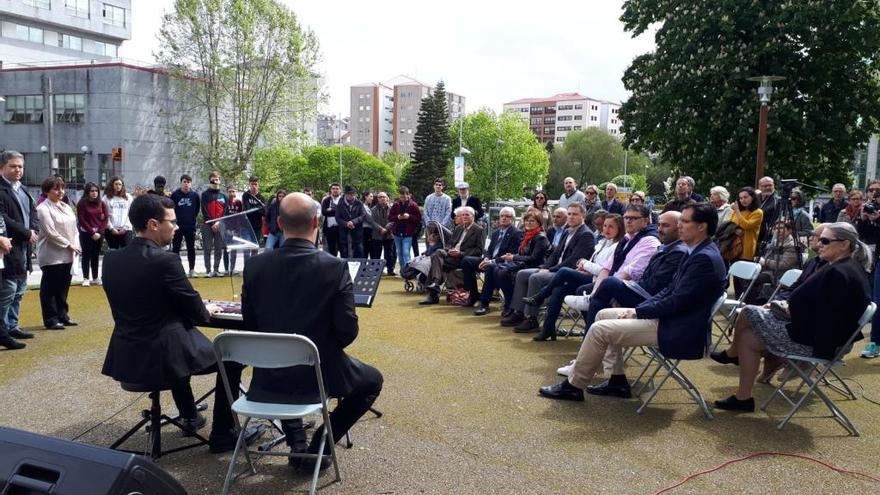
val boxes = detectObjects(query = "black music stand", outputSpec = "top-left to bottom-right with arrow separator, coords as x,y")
346,258 -> 385,307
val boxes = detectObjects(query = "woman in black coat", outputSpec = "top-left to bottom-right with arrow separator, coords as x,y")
713,222 -> 871,411
474,212 -> 549,316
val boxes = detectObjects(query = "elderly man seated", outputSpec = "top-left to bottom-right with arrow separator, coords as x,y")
420,206 -> 485,305
538,203 -> 726,401
459,206 -> 523,306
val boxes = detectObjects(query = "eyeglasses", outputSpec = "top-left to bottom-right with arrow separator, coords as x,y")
623,215 -> 645,221
818,237 -> 845,245
869,188 -> 880,193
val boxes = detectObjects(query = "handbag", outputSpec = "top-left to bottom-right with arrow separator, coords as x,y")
446,287 -> 472,306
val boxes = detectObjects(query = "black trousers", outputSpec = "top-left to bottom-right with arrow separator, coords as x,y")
362,228 -> 373,259
169,362 -> 243,435
323,226 -> 339,256
40,263 -> 72,326
79,232 -> 102,280
105,229 -> 131,250
411,232 -> 420,257
339,227 -> 364,258
172,227 -> 197,270
460,255 -> 484,295
370,238 -> 396,274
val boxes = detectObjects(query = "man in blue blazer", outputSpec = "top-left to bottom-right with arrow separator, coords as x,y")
460,206 -> 523,305
539,202 -> 727,401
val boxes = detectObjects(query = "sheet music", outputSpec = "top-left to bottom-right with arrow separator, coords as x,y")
347,261 -> 361,282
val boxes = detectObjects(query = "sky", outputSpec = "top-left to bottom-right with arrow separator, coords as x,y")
121,0 -> 657,117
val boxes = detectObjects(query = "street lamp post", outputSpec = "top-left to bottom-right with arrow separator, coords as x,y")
746,75 -> 785,187
495,137 -> 504,200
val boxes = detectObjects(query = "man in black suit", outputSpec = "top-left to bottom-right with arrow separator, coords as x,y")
451,182 -> 484,222
336,185 -> 366,258
101,194 -> 247,453
601,183 -> 625,215
459,206 -> 523,305
0,151 -> 38,345
320,183 -> 342,256
241,192 -> 383,466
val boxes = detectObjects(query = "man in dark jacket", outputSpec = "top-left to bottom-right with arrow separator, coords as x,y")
600,183 -> 625,215
101,194 -> 245,452
242,192 -> 382,463
819,183 -> 848,223
171,174 -> 200,277
0,151 -> 38,346
420,206 -> 486,304
459,206 -> 523,305
200,171 -> 228,276
336,185 -> 366,258
450,182 -> 484,221
370,191 -> 396,275
539,203 -> 726,401
321,183 -> 342,256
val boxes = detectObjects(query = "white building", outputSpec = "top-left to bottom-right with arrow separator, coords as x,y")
503,92 -> 622,144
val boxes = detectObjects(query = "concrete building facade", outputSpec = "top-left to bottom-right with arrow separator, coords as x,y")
503,92 -> 622,144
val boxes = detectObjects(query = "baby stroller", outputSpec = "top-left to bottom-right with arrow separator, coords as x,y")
403,221 -> 452,293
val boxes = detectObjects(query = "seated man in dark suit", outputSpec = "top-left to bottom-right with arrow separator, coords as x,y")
420,206 -> 485,305
241,192 -> 382,469
539,203 -> 727,401
545,207 -> 568,249
101,194 -> 248,453
459,206 -> 523,306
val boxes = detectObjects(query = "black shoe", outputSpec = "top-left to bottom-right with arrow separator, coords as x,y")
500,308 -> 513,318
532,330 -> 557,341
473,305 -> 490,316
513,316 -> 539,333
539,380 -> 584,401
586,379 -> 632,399
209,424 -> 267,454
0,335 -> 25,350
522,293 -> 545,306
388,271 -> 397,276
180,413 -> 207,437
709,350 -> 739,366
500,311 -> 524,327
419,292 -> 440,305
8,329 -> 34,339
45,322 -> 65,330
61,320 -> 78,327
714,395 -> 755,412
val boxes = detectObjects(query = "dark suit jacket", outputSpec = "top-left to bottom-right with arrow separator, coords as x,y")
546,226 -> 565,248
448,223 -> 485,257
242,238 -> 367,403
101,238 -> 215,388
510,233 -> 550,269
637,240 -> 688,296
321,195 -> 340,231
787,257 -> 870,360
635,238 -> 727,359
451,196 -> 484,220
485,226 -> 523,262
541,224 -> 595,272
0,179 -> 38,279
601,199 -> 625,215
336,197 -> 366,227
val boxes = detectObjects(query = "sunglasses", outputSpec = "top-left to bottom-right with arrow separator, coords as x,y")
818,237 -> 845,245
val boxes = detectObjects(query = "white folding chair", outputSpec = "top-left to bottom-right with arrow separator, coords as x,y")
635,293 -> 727,419
214,331 -> 341,495
712,261 -> 762,352
759,302 -> 876,436
764,268 -> 802,303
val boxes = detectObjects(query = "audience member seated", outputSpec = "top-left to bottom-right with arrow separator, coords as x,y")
420,206 -> 485,305
546,207 -> 568,249
518,213 -> 624,340
555,211 -> 685,377
745,221 -> 800,304
500,203 -> 595,330
474,212 -> 549,316
538,203 -> 726,402
713,222 -> 871,412
589,209 -> 609,240
460,206 -> 523,306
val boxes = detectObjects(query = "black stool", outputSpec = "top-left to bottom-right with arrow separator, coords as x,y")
109,382 -> 209,459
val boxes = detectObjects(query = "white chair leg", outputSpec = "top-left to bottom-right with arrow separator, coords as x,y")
221,417 -> 250,495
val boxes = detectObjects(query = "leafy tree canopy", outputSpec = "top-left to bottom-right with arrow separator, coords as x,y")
403,81 -> 450,199
546,129 -> 650,197
619,0 -> 880,190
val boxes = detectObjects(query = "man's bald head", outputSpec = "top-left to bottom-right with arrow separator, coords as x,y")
279,192 -> 321,238
657,211 -> 681,244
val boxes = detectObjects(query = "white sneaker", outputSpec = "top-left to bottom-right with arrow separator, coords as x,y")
557,359 -> 576,377
564,294 -> 590,312
91,278 -> 101,286
188,270 -> 196,278
210,271 -> 220,277
81,279 -> 90,287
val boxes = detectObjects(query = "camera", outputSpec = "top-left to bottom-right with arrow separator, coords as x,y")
864,203 -> 878,215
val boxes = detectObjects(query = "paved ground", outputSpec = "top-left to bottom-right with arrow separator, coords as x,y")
1,276 -> 879,494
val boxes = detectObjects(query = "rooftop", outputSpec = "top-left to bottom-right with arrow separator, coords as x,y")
504,92 -> 621,106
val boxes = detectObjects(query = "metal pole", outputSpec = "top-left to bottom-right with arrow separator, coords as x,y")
339,143 -> 343,185
756,103 -> 769,187
623,150 -> 628,188
43,75 -> 55,169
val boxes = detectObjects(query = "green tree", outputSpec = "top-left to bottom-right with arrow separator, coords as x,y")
546,129 -> 626,197
619,0 -> 880,189
253,146 -> 397,195
402,81 -> 450,199
380,151 -> 412,182
450,110 -> 549,202
610,174 -> 648,193
157,0 -> 320,183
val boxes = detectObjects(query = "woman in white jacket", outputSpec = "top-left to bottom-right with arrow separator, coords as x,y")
102,176 -> 132,249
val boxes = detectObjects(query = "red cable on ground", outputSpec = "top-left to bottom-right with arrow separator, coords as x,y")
653,452 -> 880,495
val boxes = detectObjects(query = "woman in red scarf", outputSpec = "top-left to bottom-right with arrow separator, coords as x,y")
838,190 -> 863,225
474,212 -> 549,316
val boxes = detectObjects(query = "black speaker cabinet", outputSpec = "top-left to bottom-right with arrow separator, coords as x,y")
0,427 -> 187,495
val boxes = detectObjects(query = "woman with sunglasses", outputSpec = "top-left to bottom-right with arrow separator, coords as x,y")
527,191 -> 550,230
76,182 -> 109,287
712,222 -> 871,411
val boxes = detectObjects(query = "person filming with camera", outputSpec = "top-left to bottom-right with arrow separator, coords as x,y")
855,179 -> 880,358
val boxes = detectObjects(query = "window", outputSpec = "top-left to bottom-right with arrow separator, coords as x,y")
556,137 -> 565,142
574,115 -> 583,120
23,0 -> 51,9
558,104 -> 573,111
573,125 -> 582,130
530,118 -> 542,125
557,126 -> 572,132
544,127 -> 554,135
56,154 -> 85,189
530,107 -> 542,114
15,24 -> 44,43
99,154 -> 120,186
543,117 -> 555,124
557,115 -> 572,121
60,34 -> 82,51
4,95 -> 44,124
591,105 -> 598,111
54,94 -> 86,123
89,41 -> 117,57
591,115 -> 598,121
103,3 -> 126,26
611,119 -> 618,125
543,106 -> 555,113
574,104 -> 583,110
65,0 -> 89,17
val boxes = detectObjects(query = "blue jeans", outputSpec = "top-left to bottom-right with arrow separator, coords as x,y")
585,276 -> 648,330
0,278 -> 27,331
872,260 -> 880,343
394,235 -> 413,271
265,232 -> 284,250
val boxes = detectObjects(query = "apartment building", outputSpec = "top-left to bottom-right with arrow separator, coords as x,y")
503,92 -> 622,144
350,75 -> 466,156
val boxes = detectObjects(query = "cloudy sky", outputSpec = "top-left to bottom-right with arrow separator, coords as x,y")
122,0 -> 656,117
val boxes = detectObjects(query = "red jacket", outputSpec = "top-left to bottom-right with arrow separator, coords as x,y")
388,199 -> 421,237
76,199 -> 109,234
